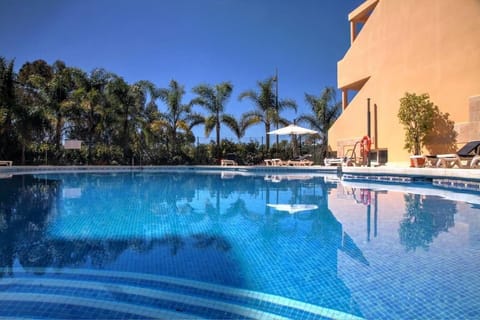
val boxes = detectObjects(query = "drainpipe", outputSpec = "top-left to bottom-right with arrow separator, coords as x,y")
367,98 -> 371,167
374,103 -> 378,149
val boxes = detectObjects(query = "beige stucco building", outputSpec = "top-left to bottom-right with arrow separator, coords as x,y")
328,0 -> 480,166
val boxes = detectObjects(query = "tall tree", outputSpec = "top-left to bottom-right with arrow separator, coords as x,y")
105,76 -> 149,163
0,57 -> 19,160
157,80 -> 193,160
25,60 -> 76,158
14,60 -> 47,164
239,77 -> 297,151
67,68 -> 114,162
296,87 -> 342,160
128,80 -> 158,163
133,80 -> 163,163
15,86 -> 47,164
2,58 -> 52,164
192,82 -> 237,161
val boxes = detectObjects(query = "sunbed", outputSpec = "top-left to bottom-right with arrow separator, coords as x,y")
470,155 -> 480,168
221,159 -> 237,166
288,154 -> 314,166
435,140 -> 480,168
221,153 -> 238,166
263,158 -> 287,166
324,157 -> 346,166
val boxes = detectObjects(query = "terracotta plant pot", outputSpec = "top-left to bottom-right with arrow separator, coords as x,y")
410,155 -> 426,168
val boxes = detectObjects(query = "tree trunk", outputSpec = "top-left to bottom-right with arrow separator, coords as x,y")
265,124 -> 271,152
216,117 -> 221,163
21,143 -> 25,165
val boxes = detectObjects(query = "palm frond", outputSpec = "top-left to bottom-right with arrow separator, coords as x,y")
187,113 -> 205,130
204,116 -> 216,137
221,114 -> 243,139
278,98 -> 297,113
238,90 -> 258,102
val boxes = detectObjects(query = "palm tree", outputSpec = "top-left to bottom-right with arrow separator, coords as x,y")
0,58 -> 73,165
157,80 -> 193,160
48,61 -> 76,152
132,80 -> 164,163
105,75 -> 136,161
68,68 -> 114,162
0,57 -> 19,160
191,82 -> 237,161
239,77 -> 297,151
129,80 -> 157,163
16,59 -> 54,163
15,92 -> 47,164
296,87 -> 342,160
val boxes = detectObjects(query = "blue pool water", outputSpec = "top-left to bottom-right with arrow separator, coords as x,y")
0,170 -> 479,319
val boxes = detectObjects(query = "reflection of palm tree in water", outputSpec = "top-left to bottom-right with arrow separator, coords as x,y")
158,235 -> 185,255
0,175 -> 235,275
225,198 -> 261,222
191,233 -> 231,252
399,194 -> 456,251
1,173 -> 367,317
0,176 -> 60,276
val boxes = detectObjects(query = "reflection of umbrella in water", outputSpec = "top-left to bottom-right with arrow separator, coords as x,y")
264,175 -> 312,183
267,203 -> 319,214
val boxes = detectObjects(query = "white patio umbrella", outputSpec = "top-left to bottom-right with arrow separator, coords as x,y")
267,124 -> 318,136
268,124 -> 318,157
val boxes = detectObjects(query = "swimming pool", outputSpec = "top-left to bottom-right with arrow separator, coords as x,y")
0,170 -> 479,319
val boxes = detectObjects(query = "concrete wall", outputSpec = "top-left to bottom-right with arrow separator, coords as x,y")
329,0 -> 480,165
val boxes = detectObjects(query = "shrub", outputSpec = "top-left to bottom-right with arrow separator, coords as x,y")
397,92 -> 438,155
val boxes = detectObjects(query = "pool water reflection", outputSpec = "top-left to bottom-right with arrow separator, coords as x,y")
0,171 -> 479,319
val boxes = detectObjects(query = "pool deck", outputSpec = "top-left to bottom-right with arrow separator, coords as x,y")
341,165 -> 480,180
1,164 -> 480,181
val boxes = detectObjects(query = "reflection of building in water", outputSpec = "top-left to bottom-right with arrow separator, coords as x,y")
262,176 -> 368,316
467,210 -> 480,249
335,182 -> 379,242
455,202 -> 480,250
335,179 -> 473,251
311,202 -> 369,315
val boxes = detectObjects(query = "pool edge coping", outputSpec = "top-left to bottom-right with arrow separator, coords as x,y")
2,165 -> 480,193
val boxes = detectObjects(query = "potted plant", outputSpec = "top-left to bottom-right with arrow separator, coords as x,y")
397,92 -> 437,167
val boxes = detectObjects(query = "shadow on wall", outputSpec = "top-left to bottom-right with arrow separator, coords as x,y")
425,108 -> 457,155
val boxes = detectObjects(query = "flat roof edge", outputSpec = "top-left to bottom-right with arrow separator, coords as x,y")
348,0 -> 379,22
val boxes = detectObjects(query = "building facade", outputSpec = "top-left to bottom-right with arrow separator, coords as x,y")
328,0 -> 480,165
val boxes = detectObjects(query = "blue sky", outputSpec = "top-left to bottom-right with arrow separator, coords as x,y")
0,0 -> 363,142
